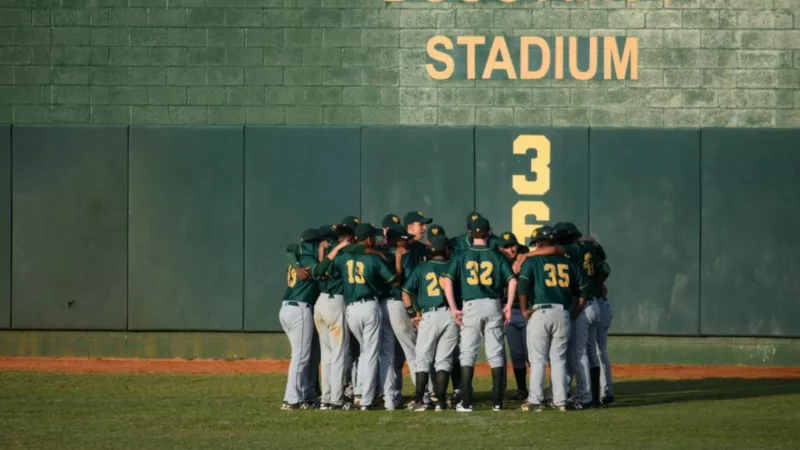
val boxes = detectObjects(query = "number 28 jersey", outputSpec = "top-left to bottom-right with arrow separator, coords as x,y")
402,259 -> 451,310
518,255 -> 585,308
444,245 -> 515,302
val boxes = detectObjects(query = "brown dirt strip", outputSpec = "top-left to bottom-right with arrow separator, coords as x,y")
1,357 -> 799,379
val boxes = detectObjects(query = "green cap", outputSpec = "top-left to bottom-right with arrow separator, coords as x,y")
426,224 -> 446,241
429,235 -> 450,253
337,215 -> 360,234
316,224 -> 339,241
381,213 -> 401,228
498,231 -> 518,247
531,225 -> 555,243
470,217 -> 490,233
301,228 -> 319,242
355,223 -> 382,241
403,211 -> 433,226
466,212 -> 482,227
386,224 -> 412,241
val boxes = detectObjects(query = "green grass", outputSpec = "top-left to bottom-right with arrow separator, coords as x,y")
1,372 -> 799,449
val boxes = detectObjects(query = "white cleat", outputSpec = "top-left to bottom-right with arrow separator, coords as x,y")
455,402 -> 473,413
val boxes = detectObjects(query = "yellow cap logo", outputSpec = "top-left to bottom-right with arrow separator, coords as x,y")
503,233 -> 510,240
392,216 -> 399,223
476,227 -> 481,232
531,228 -> 539,238
431,228 -> 439,235
353,217 -> 360,224
471,214 -> 479,221
418,211 -> 424,216
330,225 -> 337,231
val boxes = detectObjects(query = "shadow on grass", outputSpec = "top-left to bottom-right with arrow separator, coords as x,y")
467,378 -> 800,409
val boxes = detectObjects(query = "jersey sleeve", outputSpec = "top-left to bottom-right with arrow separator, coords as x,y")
339,243 -> 369,254
570,261 -> 589,298
310,257 -> 332,278
401,266 -> 420,295
376,255 -> 397,283
517,260 -> 533,294
499,254 -> 515,284
443,253 -> 461,280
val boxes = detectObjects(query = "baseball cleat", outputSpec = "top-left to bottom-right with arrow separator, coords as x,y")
319,403 -> 331,411
434,404 -> 444,412
359,405 -> 372,411
492,405 -> 502,412
556,405 -> 568,412
300,401 -> 318,410
513,390 -> 528,401
542,398 -> 554,408
407,401 -> 428,412
340,402 -> 356,411
601,395 -> 615,407
455,402 -> 473,413
353,396 -> 361,407
281,402 -> 300,411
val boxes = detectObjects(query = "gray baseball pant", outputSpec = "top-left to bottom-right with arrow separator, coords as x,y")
596,298 -> 614,397
377,299 -> 399,409
528,306 -> 571,407
415,307 -> 459,372
279,300 -> 314,405
570,299 -> 601,404
345,299 -> 381,408
459,298 -> 505,368
313,293 -> 349,406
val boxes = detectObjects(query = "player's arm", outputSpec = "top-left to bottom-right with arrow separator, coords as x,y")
311,240 -> 349,278
376,255 -> 399,286
500,257 -> 517,311
401,269 -> 420,319
393,247 -> 410,284
517,261 -> 532,316
442,256 -> 463,325
570,263 -> 587,320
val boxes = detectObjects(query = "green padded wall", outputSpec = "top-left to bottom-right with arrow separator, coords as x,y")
244,127 -> 360,331
475,128 -> 588,243
128,127 -> 244,331
11,126 -> 128,330
590,129 -> 701,335
0,127 -> 9,329
701,129 -> 800,337
361,127 -> 474,235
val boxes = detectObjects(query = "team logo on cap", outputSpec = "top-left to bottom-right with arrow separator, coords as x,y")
331,225 -> 337,231
432,228 -> 439,235
392,216 -> 399,224
531,228 -> 539,238
354,218 -> 360,224
418,211 -> 424,216
471,214 -> 479,221
503,233 -> 510,240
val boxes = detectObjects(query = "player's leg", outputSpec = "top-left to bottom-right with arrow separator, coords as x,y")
303,328 -> 321,406
549,309 -> 571,410
377,300 -> 398,410
457,302 -> 480,411
387,300 -> 418,389
598,299 -> 614,402
585,301 -> 601,406
507,308 -> 528,399
409,310 -> 435,410
434,310 -> 459,411
313,296 -> 332,407
327,294 -> 349,407
350,301 -> 381,409
279,302 -> 314,408
526,310 -> 549,408
573,305 -> 593,407
482,299 -> 507,411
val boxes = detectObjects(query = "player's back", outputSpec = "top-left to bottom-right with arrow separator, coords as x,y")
284,247 -> 320,302
404,259 -> 450,310
333,252 -> 394,303
448,245 -> 513,301
520,254 -> 582,308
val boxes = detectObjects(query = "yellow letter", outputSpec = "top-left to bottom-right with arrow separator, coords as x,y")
554,36 -> 564,79
456,36 -> 485,80
426,36 -> 454,81
569,36 -> 597,81
604,36 -> 638,80
512,135 -> 551,196
520,36 -> 550,80
512,201 -> 550,243
482,36 -> 517,80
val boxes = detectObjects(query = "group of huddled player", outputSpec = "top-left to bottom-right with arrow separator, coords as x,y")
280,211 -> 614,412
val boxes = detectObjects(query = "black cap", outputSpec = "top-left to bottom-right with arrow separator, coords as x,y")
531,226 -> 555,243
427,224 -> 446,241
553,221 -> 581,244
498,231 -> 518,247
386,224 -> 412,241
301,228 -> 319,242
470,217 -> 490,233
429,235 -> 450,253
316,224 -> 339,241
381,213 -> 401,228
355,223 -> 382,241
337,215 -> 360,234
466,212 -> 482,226
403,211 -> 433,226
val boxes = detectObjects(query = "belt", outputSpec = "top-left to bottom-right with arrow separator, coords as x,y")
422,305 -> 449,313
353,297 -> 377,304
533,303 -> 564,311
283,301 -> 310,308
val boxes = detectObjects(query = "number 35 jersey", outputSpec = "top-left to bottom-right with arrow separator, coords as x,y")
402,259 -> 451,310
444,245 -> 515,302
518,255 -> 586,308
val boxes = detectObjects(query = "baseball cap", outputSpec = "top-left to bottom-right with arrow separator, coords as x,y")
498,231 -> 518,247
427,224 -> 446,241
470,217 -> 490,233
301,228 -> 319,242
403,211 -> 433,226
316,224 -> 339,241
381,213 -> 401,228
386,224 -> 412,241
531,226 -> 555,243
429,235 -> 450,253
337,215 -> 360,234
355,223 -> 382,241
466,212 -> 482,226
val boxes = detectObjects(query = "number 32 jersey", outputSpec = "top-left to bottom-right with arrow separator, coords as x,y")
444,245 -> 515,302
518,255 -> 586,308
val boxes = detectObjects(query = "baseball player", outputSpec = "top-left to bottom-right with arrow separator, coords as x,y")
280,229 -> 349,411
517,225 -> 586,412
402,234 -> 458,412
451,212 -> 501,253
425,224 -> 446,246
443,217 -> 517,412
329,222 -> 399,411
498,231 -> 531,401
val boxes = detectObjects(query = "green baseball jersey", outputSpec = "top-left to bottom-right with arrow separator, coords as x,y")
283,250 -> 321,303
331,253 -> 396,304
318,240 -> 344,295
402,259 -> 451,310
407,240 -> 429,264
387,248 -> 415,300
444,245 -> 515,301
451,233 -> 501,253
562,241 -> 601,298
517,255 -> 585,308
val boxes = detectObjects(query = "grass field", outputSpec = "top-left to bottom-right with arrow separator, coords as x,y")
1,371 -> 799,449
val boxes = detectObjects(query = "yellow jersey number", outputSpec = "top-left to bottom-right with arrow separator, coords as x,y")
583,252 -> 595,276
465,261 -> 493,286
544,263 -> 570,288
425,272 -> 446,296
287,266 -> 297,288
346,260 -> 366,284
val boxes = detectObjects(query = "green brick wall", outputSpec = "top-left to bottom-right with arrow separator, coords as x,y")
1,0 -> 799,127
